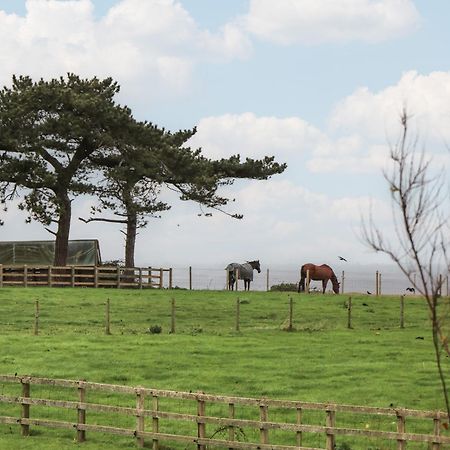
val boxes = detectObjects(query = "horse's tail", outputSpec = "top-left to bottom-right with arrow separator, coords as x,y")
298,265 -> 306,292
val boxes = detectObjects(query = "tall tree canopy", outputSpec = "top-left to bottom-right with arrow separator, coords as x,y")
83,124 -> 287,267
0,74 -> 286,267
0,74 -> 136,265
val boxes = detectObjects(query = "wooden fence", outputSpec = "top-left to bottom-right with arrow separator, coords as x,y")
0,375 -> 448,449
0,265 -> 172,289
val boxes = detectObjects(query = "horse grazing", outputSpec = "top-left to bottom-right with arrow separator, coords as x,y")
298,263 -> 340,294
225,260 -> 261,291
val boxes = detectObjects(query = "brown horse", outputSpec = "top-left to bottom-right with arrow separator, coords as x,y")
298,263 -> 340,294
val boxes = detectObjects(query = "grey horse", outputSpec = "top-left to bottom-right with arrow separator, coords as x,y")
225,260 -> 261,291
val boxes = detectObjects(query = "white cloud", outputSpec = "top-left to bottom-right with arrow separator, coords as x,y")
330,70 -> 450,140
243,0 -> 420,45
187,112 -> 326,161
0,0 -> 251,102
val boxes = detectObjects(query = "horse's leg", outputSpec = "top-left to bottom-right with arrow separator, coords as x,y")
298,277 -> 305,293
322,279 -> 327,294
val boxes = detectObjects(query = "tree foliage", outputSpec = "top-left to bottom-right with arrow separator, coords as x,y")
0,74 -> 137,265
0,74 -> 286,267
82,123 -> 287,267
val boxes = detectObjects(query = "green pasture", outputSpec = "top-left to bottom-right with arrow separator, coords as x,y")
0,287 -> 449,449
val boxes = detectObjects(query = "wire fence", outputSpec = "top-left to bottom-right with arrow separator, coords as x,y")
170,267 -> 450,296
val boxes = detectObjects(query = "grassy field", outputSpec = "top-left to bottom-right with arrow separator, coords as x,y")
0,287 -> 448,449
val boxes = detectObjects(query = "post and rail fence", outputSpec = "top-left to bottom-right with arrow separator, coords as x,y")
0,264 -> 448,295
0,375 -> 449,449
0,265 -> 172,289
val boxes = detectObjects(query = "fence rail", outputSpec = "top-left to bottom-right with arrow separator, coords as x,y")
0,265 -> 172,289
0,375 -> 448,449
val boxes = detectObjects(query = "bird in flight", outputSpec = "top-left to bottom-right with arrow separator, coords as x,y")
366,291 -> 372,295
406,287 -> 415,293
338,256 -> 347,262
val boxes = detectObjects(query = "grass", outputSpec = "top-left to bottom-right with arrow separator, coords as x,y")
0,287 -> 448,449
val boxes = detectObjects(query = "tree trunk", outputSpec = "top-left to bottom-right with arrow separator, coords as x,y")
53,193 -> 71,266
125,212 -> 137,268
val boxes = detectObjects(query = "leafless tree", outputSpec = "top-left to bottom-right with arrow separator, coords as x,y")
362,109 -> 450,416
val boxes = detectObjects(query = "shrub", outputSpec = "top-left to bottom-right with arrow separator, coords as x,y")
147,325 -> 162,334
270,282 -> 298,292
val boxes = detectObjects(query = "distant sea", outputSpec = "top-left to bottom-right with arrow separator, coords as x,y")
162,264 -> 449,295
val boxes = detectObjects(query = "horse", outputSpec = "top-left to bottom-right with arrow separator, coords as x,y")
298,263 -> 340,294
225,260 -> 261,291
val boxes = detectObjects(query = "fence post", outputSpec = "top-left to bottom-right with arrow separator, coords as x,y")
296,407 -> 303,447
326,409 -> 336,450
105,299 -> 111,335
136,389 -> 145,448
169,268 -> 173,289
116,267 -> 121,289
189,266 -> 192,290
400,295 -> 405,329
306,269 -> 310,293
171,298 -> 176,334
0,264 -> 3,288
77,381 -> 86,443
397,412 -> 406,450
139,268 -> 143,289
94,266 -> 99,288
347,297 -> 352,329
260,404 -> 269,444
197,397 -> 206,450
235,268 -> 239,291
379,272 -> 382,296
21,378 -> 30,436
70,266 -> 75,288
152,394 -> 159,450
375,271 -> 379,296
432,412 -> 441,450
266,268 -> 269,292
235,298 -> 240,332
228,403 -> 235,449
288,296 -> 294,331
24,264 -> 28,288
34,300 -> 39,336
159,268 -> 163,288
341,270 -> 345,294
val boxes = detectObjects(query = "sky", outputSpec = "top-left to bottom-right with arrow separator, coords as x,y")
0,0 -> 449,270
